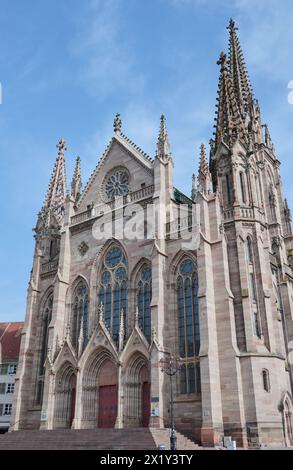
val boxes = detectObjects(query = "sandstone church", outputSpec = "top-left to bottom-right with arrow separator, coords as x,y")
11,20 -> 293,447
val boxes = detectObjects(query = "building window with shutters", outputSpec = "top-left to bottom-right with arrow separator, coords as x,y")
6,383 -> 15,394
4,404 -> 12,415
0,364 -> 8,375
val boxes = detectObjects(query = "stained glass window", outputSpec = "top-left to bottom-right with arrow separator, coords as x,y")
137,266 -> 152,341
103,167 -> 130,201
98,245 -> 128,341
71,281 -> 89,352
177,258 -> 201,394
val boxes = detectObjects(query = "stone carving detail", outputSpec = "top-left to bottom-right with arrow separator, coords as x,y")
78,241 -> 89,256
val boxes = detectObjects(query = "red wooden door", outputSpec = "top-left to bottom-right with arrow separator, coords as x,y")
70,387 -> 76,427
142,382 -> 150,427
98,385 -> 118,428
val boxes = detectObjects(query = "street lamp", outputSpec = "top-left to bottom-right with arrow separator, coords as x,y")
159,354 -> 183,451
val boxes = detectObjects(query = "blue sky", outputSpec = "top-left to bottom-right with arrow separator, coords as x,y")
1,0 -> 293,322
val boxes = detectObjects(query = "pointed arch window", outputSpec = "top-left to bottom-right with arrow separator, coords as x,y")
36,293 -> 53,405
71,280 -> 89,352
177,258 -> 201,395
245,237 -> 262,338
262,369 -> 270,392
98,245 -> 128,341
226,173 -> 232,206
240,172 -> 247,204
137,266 -> 152,341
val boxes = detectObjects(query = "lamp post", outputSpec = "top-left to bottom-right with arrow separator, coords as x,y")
159,355 -> 182,451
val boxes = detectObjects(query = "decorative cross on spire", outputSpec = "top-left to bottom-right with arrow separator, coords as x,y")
56,137 -> 67,157
227,18 -> 238,33
114,113 -> 122,133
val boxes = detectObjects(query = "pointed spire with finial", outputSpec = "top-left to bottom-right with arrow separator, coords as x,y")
198,144 -> 211,195
213,51 -> 248,151
98,302 -> 104,323
114,113 -> 122,134
134,307 -> 139,328
71,156 -> 82,201
262,124 -> 274,151
65,321 -> 71,342
191,173 -> 197,201
156,114 -> 171,161
118,309 -> 125,352
37,138 -> 67,232
227,18 -> 253,117
78,317 -> 84,357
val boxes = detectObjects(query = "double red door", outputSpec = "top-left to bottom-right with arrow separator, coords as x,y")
98,385 -> 118,428
142,382 -> 150,427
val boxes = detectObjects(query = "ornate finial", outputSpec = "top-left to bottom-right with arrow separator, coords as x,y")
47,346 -> 52,363
159,114 -> 166,140
54,334 -> 60,359
156,114 -> 171,160
134,307 -> 139,328
191,174 -> 197,202
71,156 -> 82,200
199,144 -> 208,175
198,144 -> 211,195
98,302 -> 104,323
56,137 -> 67,157
227,18 -> 238,33
65,322 -> 71,341
78,317 -> 84,357
114,113 -> 122,133
118,309 -> 125,352
217,51 -> 228,70
151,327 -> 157,343
262,124 -> 273,150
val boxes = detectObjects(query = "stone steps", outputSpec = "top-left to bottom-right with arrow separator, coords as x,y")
0,428 -> 199,450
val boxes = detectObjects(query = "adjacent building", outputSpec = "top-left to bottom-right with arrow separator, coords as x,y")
0,323 -> 23,433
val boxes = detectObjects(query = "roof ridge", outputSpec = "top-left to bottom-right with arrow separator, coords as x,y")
76,137 -> 114,208
120,132 -> 153,162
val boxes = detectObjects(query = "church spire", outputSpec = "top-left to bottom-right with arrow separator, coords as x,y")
227,18 -> 253,116
213,52 -> 248,151
198,144 -> 211,195
37,138 -> 67,231
71,156 -> 82,202
156,114 -> 171,161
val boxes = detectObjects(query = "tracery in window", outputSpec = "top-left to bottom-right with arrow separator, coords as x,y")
98,245 -> 127,341
137,266 -> 152,341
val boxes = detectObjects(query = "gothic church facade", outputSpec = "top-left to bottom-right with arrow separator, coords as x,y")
12,20 -> 293,447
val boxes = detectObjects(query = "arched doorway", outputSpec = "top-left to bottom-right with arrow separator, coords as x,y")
53,363 -> 77,429
81,348 -> 118,429
97,360 -> 118,428
123,354 -> 150,427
